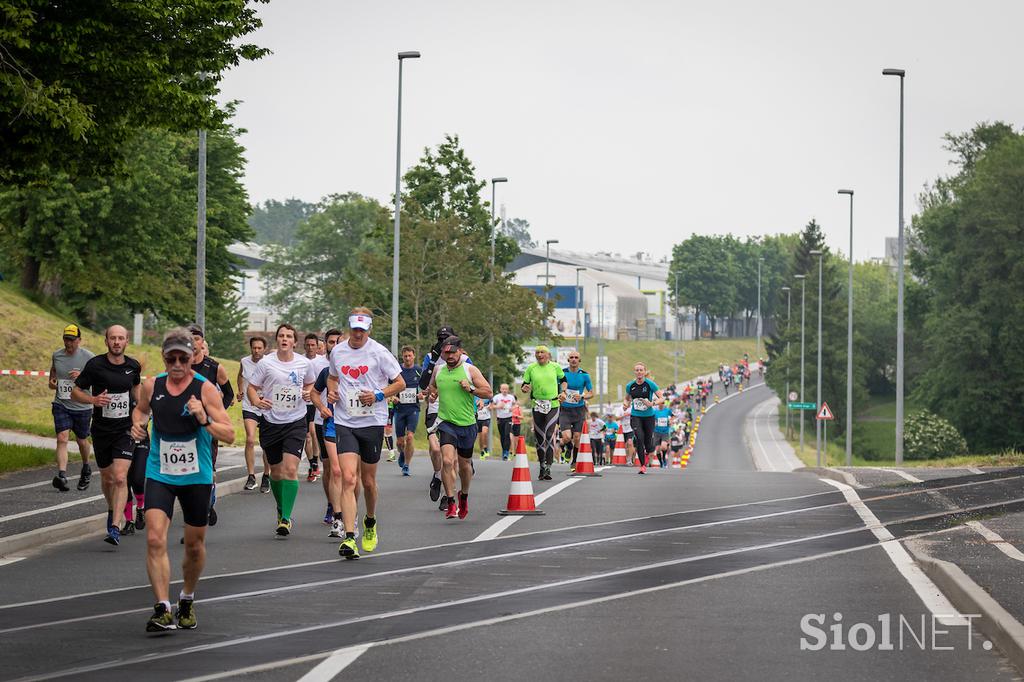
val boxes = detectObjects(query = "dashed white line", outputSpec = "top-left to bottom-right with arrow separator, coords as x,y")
295,643 -> 372,682
965,521 -> 1024,563
865,467 -> 923,483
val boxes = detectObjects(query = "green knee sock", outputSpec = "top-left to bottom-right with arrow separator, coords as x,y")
269,478 -> 283,515
279,479 -> 299,521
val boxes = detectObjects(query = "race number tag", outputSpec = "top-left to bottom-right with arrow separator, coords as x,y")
656,417 -> 669,428
398,388 -> 418,404
534,399 -> 552,415
344,390 -> 374,417
103,392 -> 130,419
273,385 -> 301,412
477,406 -> 491,420
159,439 -> 199,476
56,379 -> 74,401
565,390 -> 581,403
631,398 -> 647,412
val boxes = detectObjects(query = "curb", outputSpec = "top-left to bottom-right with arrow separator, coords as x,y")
0,474 -> 250,559
906,540 -> 1024,675
797,466 -> 862,488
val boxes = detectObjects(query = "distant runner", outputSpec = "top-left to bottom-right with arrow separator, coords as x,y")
48,323 -> 94,492
237,336 -> 271,493
558,349 -> 592,472
491,383 -> 516,460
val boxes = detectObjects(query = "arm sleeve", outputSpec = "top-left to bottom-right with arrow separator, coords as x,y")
314,367 -> 330,393
219,380 -> 234,409
418,355 -> 436,390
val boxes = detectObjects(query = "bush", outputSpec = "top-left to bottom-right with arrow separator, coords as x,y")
903,410 -> 968,460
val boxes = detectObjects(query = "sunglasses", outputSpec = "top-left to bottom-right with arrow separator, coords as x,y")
164,354 -> 191,366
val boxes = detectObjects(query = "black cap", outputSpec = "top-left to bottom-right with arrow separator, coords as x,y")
440,335 -> 462,352
188,324 -> 204,338
437,326 -> 455,342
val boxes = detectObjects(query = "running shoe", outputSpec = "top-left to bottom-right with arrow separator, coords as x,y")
402,465 -> 410,477
458,492 -> 469,520
569,464 -> 576,474
387,450 -> 397,463
542,467 -> 553,481
146,603 -> 175,633
361,517 -> 378,552
243,474 -> 257,491
135,507 -> 146,530
638,465 -> 647,475
104,525 -> 120,546
176,598 -> 197,629
306,466 -> 318,483
52,474 -> 69,492
429,476 -> 441,502
502,452 -> 509,461
439,494 -> 447,511
259,474 -> 271,494
338,537 -> 360,559
121,520 -> 136,536
445,497 -> 459,520
480,450 -> 489,460
329,519 -> 342,538
323,504 -> 334,525
276,518 -> 292,537
208,506 -> 218,526
77,469 -> 91,491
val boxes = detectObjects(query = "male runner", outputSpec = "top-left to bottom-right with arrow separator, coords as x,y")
652,399 -> 673,468
491,383 -> 516,460
624,362 -> 663,474
588,412 -> 606,466
558,349 -> 592,471
326,309 -> 404,559
48,323 -> 94,492
302,332 -> 322,482
428,336 -> 492,519
238,336 -> 271,492
133,329 -> 234,632
312,329 -> 343,523
475,397 -> 492,459
72,325 -> 141,546
520,345 -> 565,480
247,324 -> 316,537
393,345 -> 421,476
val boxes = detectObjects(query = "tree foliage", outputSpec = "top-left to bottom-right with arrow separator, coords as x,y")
248,198 -> 315,245
501,217 -> 536,249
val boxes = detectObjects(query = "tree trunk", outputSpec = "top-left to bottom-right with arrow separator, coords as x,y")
18,204 -> 41,292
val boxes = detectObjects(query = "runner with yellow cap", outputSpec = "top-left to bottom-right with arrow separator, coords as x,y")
48,323 -> 94,492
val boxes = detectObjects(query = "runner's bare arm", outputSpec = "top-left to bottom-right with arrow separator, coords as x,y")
48,362 -> 57,390
247,382 -> 271,410
198,380 -> 235,444
466,364 -> 493,399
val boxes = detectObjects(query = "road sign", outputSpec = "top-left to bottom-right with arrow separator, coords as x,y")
817,401 -> 835,421
788,391 -> 798,401
788,402 -> 816,410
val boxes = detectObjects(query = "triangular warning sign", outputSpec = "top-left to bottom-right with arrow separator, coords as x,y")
817,401 -> 835,421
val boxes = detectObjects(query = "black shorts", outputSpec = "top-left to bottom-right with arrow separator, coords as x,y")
438,421 -> 477,458
305,404 -> 316,426
394,409 -> 419,437
242,409 -> 262,423
335,425 -> 384,464
476,419 -> 490,432
654,431 -> 672,445
558,405 -> 587,433
145,478 -> 212,527
92,431 -> 135,469
424,412 -> 438,431
258,418 -> 307,466
52,403 -> 91,439
512,422 -> 521,437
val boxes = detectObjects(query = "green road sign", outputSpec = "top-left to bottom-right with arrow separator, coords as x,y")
788,402 -> 816,410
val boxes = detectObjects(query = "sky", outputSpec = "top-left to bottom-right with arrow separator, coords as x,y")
217,0 -> 1024,262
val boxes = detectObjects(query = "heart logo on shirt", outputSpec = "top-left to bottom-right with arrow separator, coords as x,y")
340,365 -> 368,379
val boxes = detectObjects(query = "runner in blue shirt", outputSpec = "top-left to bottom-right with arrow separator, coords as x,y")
558,349 -> 593,471
624,361 -> 663,474
652,400 -> 673,468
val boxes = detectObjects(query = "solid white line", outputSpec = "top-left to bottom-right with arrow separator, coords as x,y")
965,521 -> 1024,563
865,467 -> 923,483
819,477 -> 964,625
749,399 -> 776,472
295,643 -> 372,682
967,467 -> 985,475
0,557 -> 25,567
0,476 -> 85,493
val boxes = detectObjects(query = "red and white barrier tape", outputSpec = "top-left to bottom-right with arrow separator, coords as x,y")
2,370 -> 153,378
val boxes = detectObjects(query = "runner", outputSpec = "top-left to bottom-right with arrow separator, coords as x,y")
424,392 -> 444,507
603,412 -> 619,463
312,329 -> 343,523
393,345 -> 421,476
132,328 -> 234,632
588,411 -> 606,466
624,362 -> 663,474
326,308 -> 404,559
48,323 -> 94,492
188,325 -> 234,526
520,345 -> 565,481
302,333 -> 322,483
491,384 -> 516,460
427,335 -> 492,519
620,403 -> 635,462
652,398 -> 673,468
71,325 -> 142,546
246,323 -> 316,538
557,349 -> 592,472
511,399 -> 523,438
475,396 -> 492,459
237,336 -> 271,493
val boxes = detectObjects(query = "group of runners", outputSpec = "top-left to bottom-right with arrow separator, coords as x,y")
44,315 -> 746,633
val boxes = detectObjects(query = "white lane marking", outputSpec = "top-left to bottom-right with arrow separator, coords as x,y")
295,643 -> 372,682
0,476 -> 86,493
965,521 -> 1024,563
749,399 -> 776,472
472,477 -> 581,542
819,478 -> 964,626
967,467 -> 984,475
46,523 -> 966,682
0,494 -> 105,522
865,467 -> 923,483
0,557 -> 25,567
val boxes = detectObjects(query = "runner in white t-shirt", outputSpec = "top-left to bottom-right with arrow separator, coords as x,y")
237,336 -> 270,492
491,384 -> 517,460
325,308 -> 404,559
246,324 -> 316,538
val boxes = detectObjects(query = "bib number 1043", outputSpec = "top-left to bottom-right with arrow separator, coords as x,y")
159,439 -> 199,476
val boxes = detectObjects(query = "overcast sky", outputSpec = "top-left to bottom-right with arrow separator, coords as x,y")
218,0 -> 1024,262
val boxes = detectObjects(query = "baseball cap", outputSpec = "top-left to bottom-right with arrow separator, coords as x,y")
188,324 -> 204,338
437,325 -> 455,342
162,332 -> 194,357
440,336 -> 462,352
62,324 -> 81,339
348,313 -> 372,330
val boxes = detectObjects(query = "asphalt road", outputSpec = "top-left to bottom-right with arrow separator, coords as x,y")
2,376 -> 1022,681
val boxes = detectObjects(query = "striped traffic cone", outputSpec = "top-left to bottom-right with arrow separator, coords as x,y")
497,436 -> 545,516
611,425 -> 628,466
571,422 -> 601,477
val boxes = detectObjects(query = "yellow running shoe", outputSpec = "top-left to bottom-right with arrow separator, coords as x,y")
361,516 -> 378,552
338,536 -> 360,560
276,518 -> 292,537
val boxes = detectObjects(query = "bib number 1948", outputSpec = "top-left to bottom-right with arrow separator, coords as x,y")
103,392 -> 130,419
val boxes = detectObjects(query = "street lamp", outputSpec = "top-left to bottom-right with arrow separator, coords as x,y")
883,67 -> 906,464
486,176 -> 507,457
575,267 -> 587,348
839,189 -> 855,466
795,274 -> 807,458
489,177 -> 508,269
809,249 -> 824,467
756,256 -> 764,359
390,50 -> 421,355
674,271 -> 681,385
597,282 -> 608,408
544,239 -> 559,309
195,71 -> 211,330
781,285 -> 792,438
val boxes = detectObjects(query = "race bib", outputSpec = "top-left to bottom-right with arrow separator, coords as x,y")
631,398 -> 647,412
656,417 -> 669,428
565,390 -> 581,403
56,379 -> 74,401
159,439 -> 199,476
399,388 -> 418,404
272,385 -> 301,412
344,390 -> 375,417
534,399 -> 552,415
477,407 -> 491,420
102,392 -> 130,419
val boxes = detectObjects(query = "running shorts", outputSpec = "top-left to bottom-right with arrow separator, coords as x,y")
145,478 -> 212,527
258,418 -> 307,465
558,405 -> 587,433
335,425 -> 384,464
394,409 -> 420,438
92,431 -> 135,469
52,403 -> 91,439
438,421 -> 478,458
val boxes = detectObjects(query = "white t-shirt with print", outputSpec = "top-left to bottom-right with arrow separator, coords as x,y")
249,352 -> 315,425
329,337 -> 401,428
492,393 -> 516,419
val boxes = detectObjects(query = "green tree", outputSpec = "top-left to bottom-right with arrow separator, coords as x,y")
501,217 -> 536,249
669,235 -> 739,338
249,198 -> 316,245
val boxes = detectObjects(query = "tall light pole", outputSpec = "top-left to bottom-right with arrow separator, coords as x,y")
883,67 -> 906,465
673,271 -> 680,385
574,267 -> 587,348
781,286 -> 792,438
195,128 -> 207,331
795,274 -> 807,457
390,50 -> 421,355
489,177 -> 508,269
756,256 -> 764,358
598,282 -> 608,408
839,189 -> 855,466
544,239 -> 559,310
486,176 -> 507,457
809,249 -> 824,467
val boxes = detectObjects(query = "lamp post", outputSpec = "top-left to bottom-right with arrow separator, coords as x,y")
782,285 -> 792,438
544,239 -> 559,310
195,128 -> 207,331
489,177 -> 508,269
795,274 -> 807,457
390,50 -> 421,355
883,67 -> 906,465
809,249 -> 824,467
674,271 -> 680,385
839,189 -> 855,466
756,256 -> 764,359
485,176 -> 507,457
598,282 -> 608,408
574,267 -> 587,348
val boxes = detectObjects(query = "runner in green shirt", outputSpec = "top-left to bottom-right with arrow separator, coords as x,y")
520,345 -> 566,480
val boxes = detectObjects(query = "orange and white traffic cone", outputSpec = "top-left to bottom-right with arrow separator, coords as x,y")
497,436 -> 545,516
571,421 -> 601,477
671,449 -> 681,468
611,425 -> 628,466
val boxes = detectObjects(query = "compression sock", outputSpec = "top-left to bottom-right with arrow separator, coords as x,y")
135,493 -> 144,510
269,478 -> 283,514
106,509 -> 113,529
123,501 -> 133,522
279,479 -> 299,520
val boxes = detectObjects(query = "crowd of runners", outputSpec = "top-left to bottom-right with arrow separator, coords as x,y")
43,316 -> 755,633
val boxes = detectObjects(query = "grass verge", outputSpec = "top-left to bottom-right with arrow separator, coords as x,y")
0,442 -> 53,473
